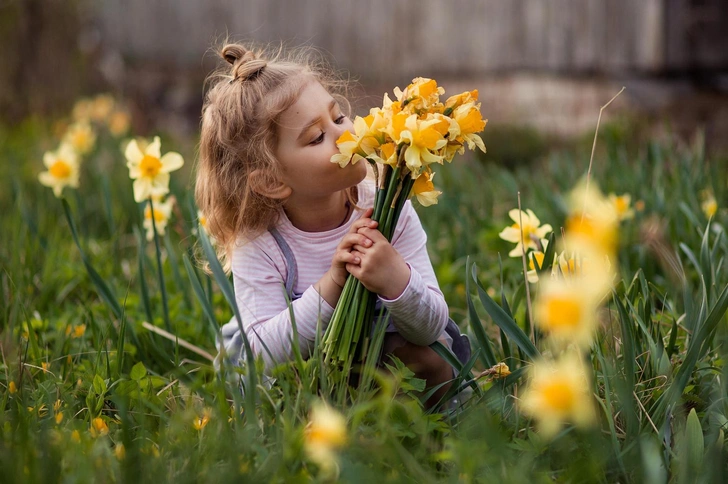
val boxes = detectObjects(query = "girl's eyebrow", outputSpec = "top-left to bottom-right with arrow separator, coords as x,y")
296,99 -> 338,141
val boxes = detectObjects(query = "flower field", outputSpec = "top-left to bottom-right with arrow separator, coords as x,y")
2,96 -> 728,482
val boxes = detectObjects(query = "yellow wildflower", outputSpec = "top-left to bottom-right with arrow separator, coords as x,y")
193,408 -> 211,431
8,381 -> 17,394
565,181 -> 619,257
91,94 -> 115,122
399,115 -> 447,175
533,276 -> 602,348
143,196 -> 175,241
71,430 -> 81,443
520,351 -> 596,438
53,399 -> 62,413
63,121 -> 96,155
305,402 -> 347,472
608,193 -> 634,221
115,443 -> 126,460
42,362 -> 50,372
90,417 -> 109,437
38,143 -> 80,198
55,412 -> 64,424
72,324 -> 86,339
412,171 -> 442,207
499,209 -> 553,257
125,136 -> 184,202
450,102 -> 487,153
701,193 -> 717,219
108,110 -> 131,137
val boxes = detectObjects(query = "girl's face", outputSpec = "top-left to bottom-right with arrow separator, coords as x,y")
275,81 -> 367,201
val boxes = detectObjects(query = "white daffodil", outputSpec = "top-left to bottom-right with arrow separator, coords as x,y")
38,144 -> 80,198
125,136 -> 184,202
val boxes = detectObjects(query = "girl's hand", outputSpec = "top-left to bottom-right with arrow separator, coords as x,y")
347,226 -> 410,300
329,208 -> 378,288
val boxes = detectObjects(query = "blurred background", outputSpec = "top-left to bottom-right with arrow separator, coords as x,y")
2,0 -> 728,158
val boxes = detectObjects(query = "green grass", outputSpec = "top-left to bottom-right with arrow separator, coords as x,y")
1,116 -> 728,482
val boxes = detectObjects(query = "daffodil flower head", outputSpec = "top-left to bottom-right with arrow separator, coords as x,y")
63,121 -> 97,156
566,181 -> 619,257
451,102 -> 487,152
412,171 -> 442,207
608,193 -> 635,221
520,351 -> 596,439
394,77 -> 445,114
304,401 -> 347,474
38,143 -> 80,198
125,136 -> 184,202
499,209 -> 553,257
143,196 -> 175,241
399,115 -> 447,176
533,275 -> 604,349
700,190 -> 718,219
108,110 -> 131,137
444,89 -> 479,112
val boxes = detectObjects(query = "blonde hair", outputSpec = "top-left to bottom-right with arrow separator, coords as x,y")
195,42 -> 353,272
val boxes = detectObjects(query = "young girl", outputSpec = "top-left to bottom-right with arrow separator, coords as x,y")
195,44 -> 467,406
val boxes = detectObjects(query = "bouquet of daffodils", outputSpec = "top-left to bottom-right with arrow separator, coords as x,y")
322,77 -> 487,376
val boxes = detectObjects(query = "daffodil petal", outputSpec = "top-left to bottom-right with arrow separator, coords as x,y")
125,140 -> 144,165
160,152 -> 184,173
147,136 -> 161,159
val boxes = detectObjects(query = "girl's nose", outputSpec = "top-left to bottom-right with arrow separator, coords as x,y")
333,116 -> 354,140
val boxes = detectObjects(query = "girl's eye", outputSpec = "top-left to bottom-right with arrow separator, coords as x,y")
334,114 -> 346,124
310,132 -> 324,145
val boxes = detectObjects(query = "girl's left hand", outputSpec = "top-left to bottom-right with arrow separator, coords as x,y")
347,227 -> 410,300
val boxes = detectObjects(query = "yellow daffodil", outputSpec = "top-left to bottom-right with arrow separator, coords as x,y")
8,381 -> 17,394
608,193 -> 634,221
520,351 -> 596,438
72,99 -> 93,121
38,144 -> 80,198
125,136 -> 184,202
444,89 -> 478,112
450,102 -> 487,153
499,209 -> 553,257
143,196 -> 175,241
72,324 -> 86,339
701,192 -> 717,219
412,171 -> 442,207
399,115 -> 447,175
193,408 -> 211,431
63,121 -> 96,156
566,181 -> 619,257
393,77 -> 444,114
331,114 -> 385,167
527,250 -> 546,283
90,417 -> 109,437
91,94 -> 115,122
331,130 -> 366,167
304,402 -> 347,472
378,142 -> 397,166
532,276 -> 601,348
108,110 -> 131,137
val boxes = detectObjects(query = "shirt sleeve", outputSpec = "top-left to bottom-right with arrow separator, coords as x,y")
379,200 -> 450,346
230,235 -> 335,371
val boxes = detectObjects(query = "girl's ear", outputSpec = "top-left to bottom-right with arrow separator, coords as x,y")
248,169 -> 292,200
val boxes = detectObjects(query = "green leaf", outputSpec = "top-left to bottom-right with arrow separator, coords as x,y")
685,408 -> 704,472
471,263 -> 539,361
130,362 -> 147,381
465,257 -> 497,368
93,374 -> 107,396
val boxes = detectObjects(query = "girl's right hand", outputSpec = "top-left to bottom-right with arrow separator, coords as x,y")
329,208 -> 378,287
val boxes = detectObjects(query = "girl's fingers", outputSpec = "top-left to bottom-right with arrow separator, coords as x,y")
339,233 -> 373,250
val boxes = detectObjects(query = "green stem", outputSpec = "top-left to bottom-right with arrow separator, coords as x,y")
149,198 -> 172,332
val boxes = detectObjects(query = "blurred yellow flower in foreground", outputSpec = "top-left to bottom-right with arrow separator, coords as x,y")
72,324 -> 86,339
8,381 -> 17,394
90,417 -> 109,437
115,443 -> 126,460
701,193 -> 717,219
520,352 -> 596,438
608,193 -> 634,221
144,197 -> 175,241
125,136 -> 184,202
193,409 -> 211,431
533,277 -> 602,348
38,144 -> 80,198
63,121 -> 96,155
71,430 -> 81,443
566,181 -> 619,257
499,209 -> 553,257
412,171 -> 442,207
305,402 -> 347,472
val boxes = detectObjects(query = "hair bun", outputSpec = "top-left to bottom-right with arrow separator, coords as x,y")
222,44 -> 267,82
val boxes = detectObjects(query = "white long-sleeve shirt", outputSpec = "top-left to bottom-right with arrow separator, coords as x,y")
229,179 -> 450,371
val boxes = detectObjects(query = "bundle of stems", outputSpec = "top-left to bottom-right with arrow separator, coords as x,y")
322,150 -> 414,378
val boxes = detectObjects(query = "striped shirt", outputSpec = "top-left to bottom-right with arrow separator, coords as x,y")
230,179 -> 450,371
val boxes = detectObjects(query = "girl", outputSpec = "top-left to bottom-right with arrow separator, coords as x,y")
195,44 -> 468,407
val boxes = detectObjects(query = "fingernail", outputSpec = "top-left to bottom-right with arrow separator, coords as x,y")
355,257 -> 360,263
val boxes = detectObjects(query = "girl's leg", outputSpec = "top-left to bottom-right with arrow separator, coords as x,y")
381,333 -> 453,409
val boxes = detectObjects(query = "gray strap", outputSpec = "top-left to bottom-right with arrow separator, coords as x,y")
269,227 -> 298,300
